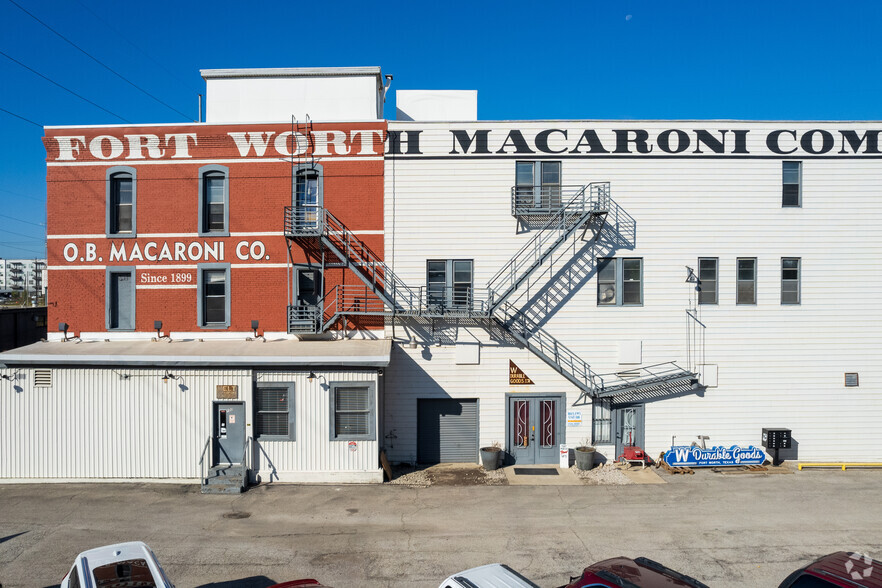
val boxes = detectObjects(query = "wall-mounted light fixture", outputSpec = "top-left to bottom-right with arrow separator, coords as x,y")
307,371 -> 317,381
247,319 -> 265,342
153,320 -> 171,342
161,371 -> 179,383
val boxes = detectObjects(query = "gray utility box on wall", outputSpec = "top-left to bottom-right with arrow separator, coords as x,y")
762,428 -> 792,450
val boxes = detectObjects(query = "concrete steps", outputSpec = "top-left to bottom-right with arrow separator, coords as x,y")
201,465 -> 246,494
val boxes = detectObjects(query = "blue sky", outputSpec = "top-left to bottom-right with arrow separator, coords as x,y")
2,0 -> 882,259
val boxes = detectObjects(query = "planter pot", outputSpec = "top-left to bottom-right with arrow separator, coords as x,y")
480,447 -> 502,471
575,446 -> 595,470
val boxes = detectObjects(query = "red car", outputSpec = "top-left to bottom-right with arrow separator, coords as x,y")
778,552 -> 882,588
561,556 -> 709,588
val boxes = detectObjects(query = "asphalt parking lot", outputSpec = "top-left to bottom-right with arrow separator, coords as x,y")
0,468 -> 880,588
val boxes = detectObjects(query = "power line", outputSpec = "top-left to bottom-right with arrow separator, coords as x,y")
71,0 -> 192,88
0,187 -> 45,203
0,211 -> 46,229
7,0 -> 192,120
0,105 -> 41,127
0,50 -> 130,122
3,227 -> 46,241
0,243 -> 45,255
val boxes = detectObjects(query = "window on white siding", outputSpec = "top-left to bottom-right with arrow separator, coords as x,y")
426,259 -> 473,308
736,258 -> 757,305
593,399 -> 612,444
783,161 -> 802,207
516,161 -> 561,209
255,383 -> 294,440
698,258 -> 718,305
329,382 -> 376,441
598,258 -> 643,306
781,257 -> 800,305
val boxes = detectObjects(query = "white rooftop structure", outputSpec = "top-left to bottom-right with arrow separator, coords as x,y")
201,66 -> 388,123
396,90 -> 478,121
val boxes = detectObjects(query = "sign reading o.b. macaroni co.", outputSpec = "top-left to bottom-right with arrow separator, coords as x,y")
60,240 -> 270,264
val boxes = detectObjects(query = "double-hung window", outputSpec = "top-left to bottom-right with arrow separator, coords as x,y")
198,264 -> 230,328
598,258 -> 643,306
106,166 -> 136,236
199,165 -> 229,236
516,161 -> 561,210
592,399 -> 612,444
427,259 -> 473,308
781,258 -> 801,305
736,258 -> 757,305
782,161 -> 802,207
329,382 -> 376,441
698,258 -> 718,305
255,382 -> 295,440
106,267 -> 135,330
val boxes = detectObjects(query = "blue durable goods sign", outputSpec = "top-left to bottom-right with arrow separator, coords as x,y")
664,445 -> 766,468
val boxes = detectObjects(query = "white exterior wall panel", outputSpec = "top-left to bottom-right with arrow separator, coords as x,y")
254,370 -> 382,483
384,121 -> 882,463
0,367 -> 250,480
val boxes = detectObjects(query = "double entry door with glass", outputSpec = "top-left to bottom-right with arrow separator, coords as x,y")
507,394 -> 564,465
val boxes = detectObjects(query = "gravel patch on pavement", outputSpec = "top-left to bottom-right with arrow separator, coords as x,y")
574,463 -> 633,485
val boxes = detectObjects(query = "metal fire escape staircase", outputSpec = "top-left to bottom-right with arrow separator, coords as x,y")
283,177 -> 697,404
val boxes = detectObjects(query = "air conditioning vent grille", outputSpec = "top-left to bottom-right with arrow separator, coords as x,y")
34,369 -> 52,387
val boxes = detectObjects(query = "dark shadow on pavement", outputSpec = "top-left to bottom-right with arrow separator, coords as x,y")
195,577 -> 278,588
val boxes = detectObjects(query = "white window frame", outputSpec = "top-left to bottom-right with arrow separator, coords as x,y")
698,257 -> 718,305
597,258 -> 643,306
782,161 -> 802,208
736,258 -> 757,305
781,257 -> 801,305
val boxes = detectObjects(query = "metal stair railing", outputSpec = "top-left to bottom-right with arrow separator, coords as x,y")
287,303 -> 321,334
494,300 -> 601,395
596,362 -> 698,397
319,285 -> 388,331
488,182 -> 610,312
318,209 -> 423,314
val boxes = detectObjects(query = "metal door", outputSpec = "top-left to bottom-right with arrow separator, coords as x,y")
508,395 -> 561,464
417,399 -> 478,463
214,402 -> 245,465
614,404 -> 645,457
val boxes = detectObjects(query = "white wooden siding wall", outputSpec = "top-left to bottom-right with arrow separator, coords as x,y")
382,335 -> 594,464
384,121 -> 882,462
254,370 -> 382,482
0,367 -> 250,480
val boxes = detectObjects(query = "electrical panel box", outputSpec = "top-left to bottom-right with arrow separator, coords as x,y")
762,428 -> 792,449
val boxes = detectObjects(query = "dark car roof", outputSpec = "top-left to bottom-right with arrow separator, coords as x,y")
797,552 -> 882,588
572,556 -> 709,588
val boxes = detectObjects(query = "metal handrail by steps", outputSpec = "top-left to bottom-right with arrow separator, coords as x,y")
487,182 -> 610,312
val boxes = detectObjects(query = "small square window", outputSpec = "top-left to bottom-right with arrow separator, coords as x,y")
844,373 -> 859,387
597,258 -> 642,306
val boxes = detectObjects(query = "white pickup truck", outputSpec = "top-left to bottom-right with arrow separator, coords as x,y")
60,541 -> 174,588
